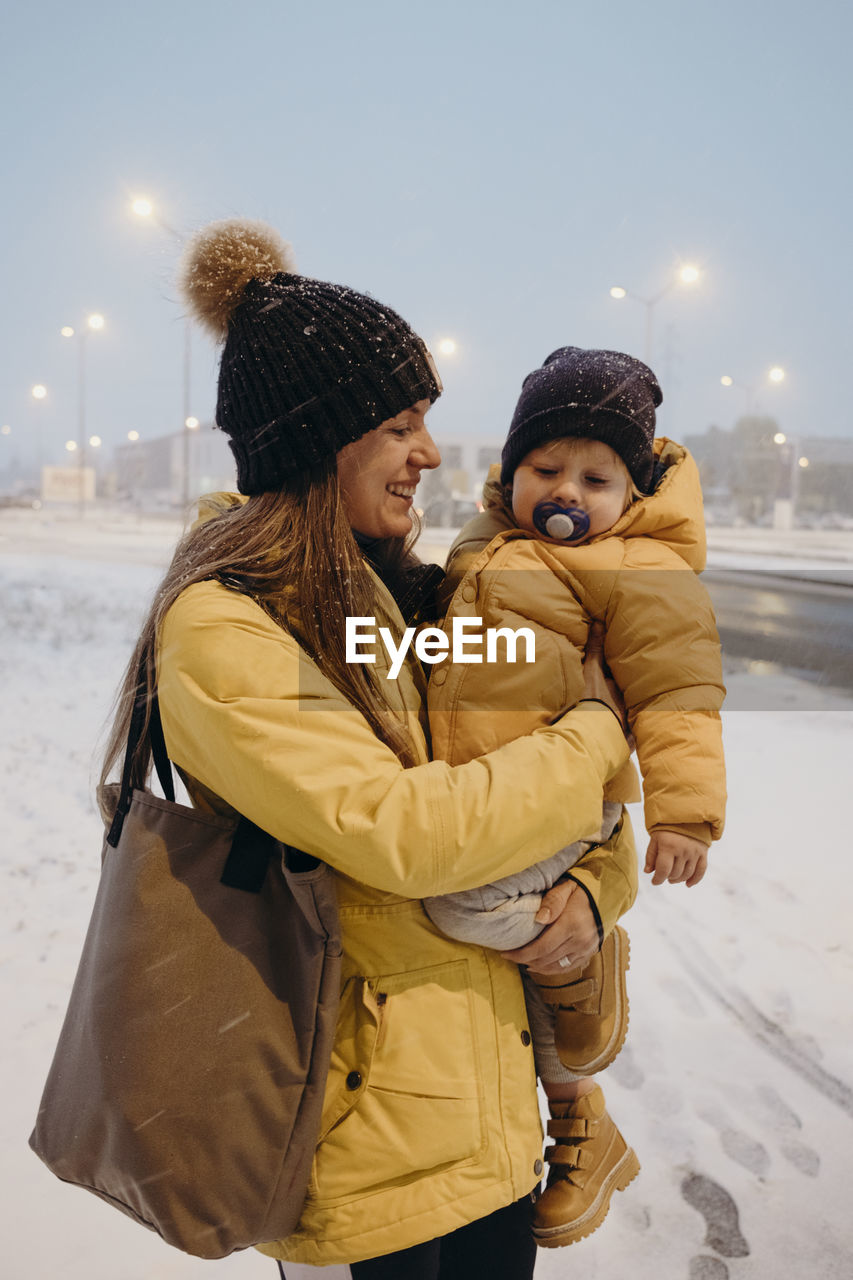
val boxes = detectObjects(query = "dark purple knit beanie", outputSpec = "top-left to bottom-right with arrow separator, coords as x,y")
500,347 -> 662,491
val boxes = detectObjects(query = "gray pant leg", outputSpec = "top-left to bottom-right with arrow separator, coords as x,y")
423,841 -> 587,950
521,971 -> 581,1085
423,803 -> 623,953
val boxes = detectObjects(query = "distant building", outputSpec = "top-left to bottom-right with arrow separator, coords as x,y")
115,423 -> 236,506
418,437 -> 504,525
684,420 -> 853,524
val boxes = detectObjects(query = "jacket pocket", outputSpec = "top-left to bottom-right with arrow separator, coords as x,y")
310,958 -> 485,1205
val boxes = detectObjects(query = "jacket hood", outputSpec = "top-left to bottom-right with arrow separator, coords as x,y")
475,437 -> 706,572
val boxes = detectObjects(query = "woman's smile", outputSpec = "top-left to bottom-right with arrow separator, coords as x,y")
337,400 -> 440,539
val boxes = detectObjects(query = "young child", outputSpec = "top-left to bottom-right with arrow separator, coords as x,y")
425,346 -> 726,1248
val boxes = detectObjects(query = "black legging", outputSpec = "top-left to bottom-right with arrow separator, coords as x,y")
278,1195 -> 537,1279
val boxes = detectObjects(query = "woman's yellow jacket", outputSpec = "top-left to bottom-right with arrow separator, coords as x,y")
156,559 -> 632,1264
429,439 -> 726,866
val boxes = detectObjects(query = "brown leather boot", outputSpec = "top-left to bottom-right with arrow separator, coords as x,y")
530,924 -> 630,1074
533,1085 -> 640,1247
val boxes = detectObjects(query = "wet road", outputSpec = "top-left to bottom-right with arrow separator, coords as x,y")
703,568 -> 853,691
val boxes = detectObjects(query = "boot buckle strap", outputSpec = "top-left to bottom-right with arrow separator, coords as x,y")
537,977 -> 597,1006
547,1117 -> 588,1139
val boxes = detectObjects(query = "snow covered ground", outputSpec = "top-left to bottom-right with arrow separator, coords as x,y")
2,508 -> 853,1279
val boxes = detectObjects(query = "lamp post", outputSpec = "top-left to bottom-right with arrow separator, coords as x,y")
30,385 -> 48,490
61,314 -> 104,515
772,431 -> 809,529
184,413 -> 199,504
609,264 -> 700,364
131,197 -> 195,505
1,424 -> 11,488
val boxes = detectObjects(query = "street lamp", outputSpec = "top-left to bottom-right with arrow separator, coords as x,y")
720,365 -> 786,416
131,195 -> 196,505
608,264 -> 701,363
62,313 -> 105,514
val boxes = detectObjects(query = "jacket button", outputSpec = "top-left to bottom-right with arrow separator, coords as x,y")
534,1159 -> 544,1176
431,666 -> 448,686
461,585 -> 476,603
520,1030 -> 531,1046
346,1071 -> 362,1091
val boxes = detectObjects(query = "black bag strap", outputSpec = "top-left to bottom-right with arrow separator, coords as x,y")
104,665 -> 306,895
105,684 -> 282,894
148,696 -> 176,803
106,687 -> 175,849
220,817 -> 279,893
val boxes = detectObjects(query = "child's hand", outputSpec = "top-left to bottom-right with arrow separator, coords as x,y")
644,831 -> 708,887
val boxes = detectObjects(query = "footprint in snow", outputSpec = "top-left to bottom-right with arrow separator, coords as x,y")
645,1085 -> 684,1118
660,973 -> 705,1018
754,1083 -> 802,1131
780,1138 -> 820,1177
681,1172 -> 750,1258
688,1257 -> 729,1280
719,1126 -> 770,1178
607,1043 -> 645,1090
693,1098 -> 770,1177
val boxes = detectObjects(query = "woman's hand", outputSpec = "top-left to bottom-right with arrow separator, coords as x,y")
580,620 -> 630,739
500,879 -> 599,974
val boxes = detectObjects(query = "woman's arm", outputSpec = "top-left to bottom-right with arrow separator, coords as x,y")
157,582 -> 629,899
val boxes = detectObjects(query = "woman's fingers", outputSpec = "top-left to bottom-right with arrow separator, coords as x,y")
532,878 -> 576,926
580,620 -> 628,733
511,926 -> 598,974
501,879 -> 598,972
585,619 -> 605,660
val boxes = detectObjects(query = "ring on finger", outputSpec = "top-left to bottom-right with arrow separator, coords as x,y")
558,955 -> 572,969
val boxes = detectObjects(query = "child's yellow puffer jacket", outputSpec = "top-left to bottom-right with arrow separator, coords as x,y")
429,439 -> 726,868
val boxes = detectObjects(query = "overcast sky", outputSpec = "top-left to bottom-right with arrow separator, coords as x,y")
2,0 -> 850,473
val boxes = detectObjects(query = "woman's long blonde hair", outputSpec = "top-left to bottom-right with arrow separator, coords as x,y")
99,461 -> 419,796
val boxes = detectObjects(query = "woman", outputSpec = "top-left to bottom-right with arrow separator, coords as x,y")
101,219 -> 636,1276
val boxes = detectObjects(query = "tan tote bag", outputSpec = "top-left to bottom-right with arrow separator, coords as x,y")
29,690 -> 342,1259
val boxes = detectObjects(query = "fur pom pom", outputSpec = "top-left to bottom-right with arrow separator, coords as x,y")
178,218 -> 295,340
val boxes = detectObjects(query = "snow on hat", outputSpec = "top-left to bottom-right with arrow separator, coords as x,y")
500,346 -> 662,490
179,218 -> 442,495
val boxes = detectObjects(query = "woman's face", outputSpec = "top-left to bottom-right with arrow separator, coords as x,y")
337,400 -> 441,539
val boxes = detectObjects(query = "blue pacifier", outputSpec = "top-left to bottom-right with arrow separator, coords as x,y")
532,500 -> 591,543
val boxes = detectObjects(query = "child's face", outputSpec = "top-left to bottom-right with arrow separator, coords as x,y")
511,438 -> 631,543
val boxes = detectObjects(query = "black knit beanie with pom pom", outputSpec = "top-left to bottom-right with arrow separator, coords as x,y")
178,219 -> 442,494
